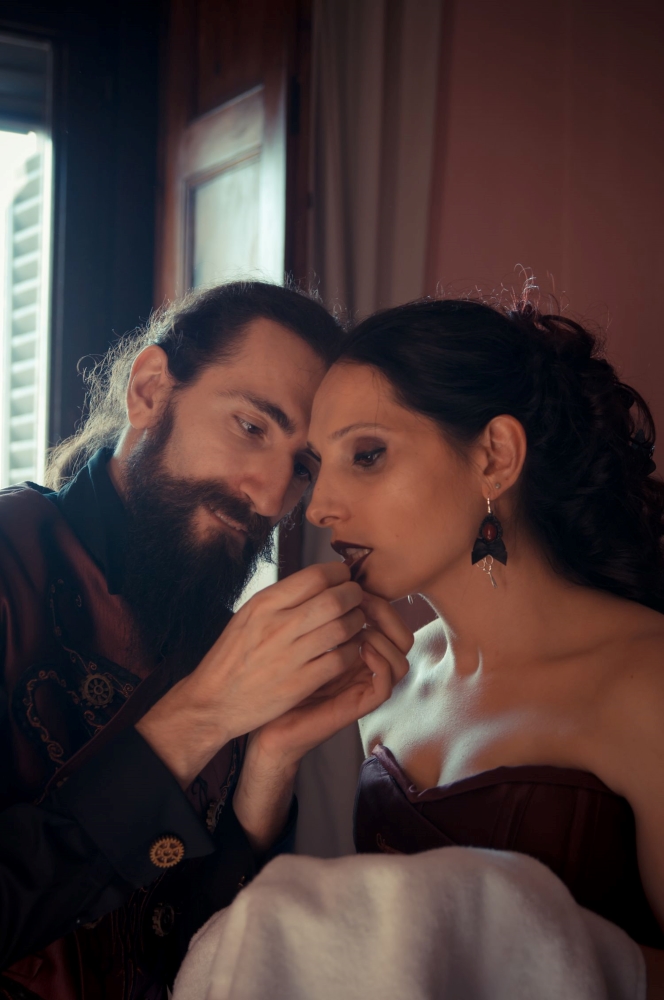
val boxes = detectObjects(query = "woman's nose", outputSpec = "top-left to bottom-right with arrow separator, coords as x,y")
306,478 -> 341,528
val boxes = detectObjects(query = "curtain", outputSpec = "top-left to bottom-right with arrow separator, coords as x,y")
309,0 -> 443,319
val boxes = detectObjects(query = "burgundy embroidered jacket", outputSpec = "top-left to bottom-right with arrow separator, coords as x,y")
0,485 -> 264,1000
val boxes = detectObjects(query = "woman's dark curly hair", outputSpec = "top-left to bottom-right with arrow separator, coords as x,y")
338,297 -> 664,612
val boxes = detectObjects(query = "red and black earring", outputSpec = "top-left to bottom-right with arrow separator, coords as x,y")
471,495 -> 507,588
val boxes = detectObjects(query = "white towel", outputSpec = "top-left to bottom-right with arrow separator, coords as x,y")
173,846 -> 646,1000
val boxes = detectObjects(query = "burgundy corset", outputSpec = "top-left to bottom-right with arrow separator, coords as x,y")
354,745 -> 663,948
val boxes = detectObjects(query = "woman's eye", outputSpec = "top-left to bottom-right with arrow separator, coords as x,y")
353,447 -> 386,468
293,461 -> 312,481
237,418 -> 264,437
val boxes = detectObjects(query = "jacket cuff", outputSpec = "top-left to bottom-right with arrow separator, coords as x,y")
51,726 -> 214,887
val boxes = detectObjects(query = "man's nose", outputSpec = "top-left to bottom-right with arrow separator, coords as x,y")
242,458 -> 297,520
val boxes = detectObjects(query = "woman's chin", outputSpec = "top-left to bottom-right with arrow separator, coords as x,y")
355,570 -> 405,603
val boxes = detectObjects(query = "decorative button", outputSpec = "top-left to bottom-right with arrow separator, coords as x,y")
149,835 -> 185,869
81,673 -> 114,708
152,902 -> 176,937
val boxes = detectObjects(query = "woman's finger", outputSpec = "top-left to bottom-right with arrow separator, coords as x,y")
361,626 -> 410,685
359,641 -> 394,708
360,591 -> 414,654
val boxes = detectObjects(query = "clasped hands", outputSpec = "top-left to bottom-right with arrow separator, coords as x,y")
136,562 -> 413,850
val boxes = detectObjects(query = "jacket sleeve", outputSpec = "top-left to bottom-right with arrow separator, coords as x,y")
0,727 -> 215,970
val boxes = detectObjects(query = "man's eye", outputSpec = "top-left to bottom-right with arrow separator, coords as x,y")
294,461 -> 312,481
353,447 -> 386,468
237,418 -> 264,437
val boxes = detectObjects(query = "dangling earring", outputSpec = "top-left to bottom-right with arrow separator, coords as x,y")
471,497 -> 508,588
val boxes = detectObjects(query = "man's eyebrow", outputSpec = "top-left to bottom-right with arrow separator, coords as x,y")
330,422 -> 392,440
221,391 -> 296,435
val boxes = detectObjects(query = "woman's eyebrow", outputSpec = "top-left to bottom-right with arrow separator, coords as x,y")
329,422 -> 391,440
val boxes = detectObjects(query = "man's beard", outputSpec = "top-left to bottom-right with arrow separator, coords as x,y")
122,413 -> 274,673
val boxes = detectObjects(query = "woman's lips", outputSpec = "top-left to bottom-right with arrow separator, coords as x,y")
331,541 -> 373,581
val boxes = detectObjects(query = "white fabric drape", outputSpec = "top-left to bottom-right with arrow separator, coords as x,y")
294,0 -> 444,858
174,847 -> 645,1000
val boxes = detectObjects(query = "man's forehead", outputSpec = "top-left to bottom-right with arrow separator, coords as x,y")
190,319 -> 327,427
221,318 -> 324,376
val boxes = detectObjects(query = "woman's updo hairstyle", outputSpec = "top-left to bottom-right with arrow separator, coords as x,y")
337,297 -> 664,612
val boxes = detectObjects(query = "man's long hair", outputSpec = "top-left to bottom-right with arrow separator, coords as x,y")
46,281 -> 341,489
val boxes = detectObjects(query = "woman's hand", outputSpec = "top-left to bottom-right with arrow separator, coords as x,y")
232,594 -> 413,851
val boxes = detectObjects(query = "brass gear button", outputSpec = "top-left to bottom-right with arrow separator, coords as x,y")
81,673 -> 114,708
149,835 -> 185,869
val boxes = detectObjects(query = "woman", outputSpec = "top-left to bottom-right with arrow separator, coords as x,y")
301,298 -> 664,988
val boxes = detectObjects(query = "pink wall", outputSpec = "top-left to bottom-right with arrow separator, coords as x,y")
426,0 -> 664,438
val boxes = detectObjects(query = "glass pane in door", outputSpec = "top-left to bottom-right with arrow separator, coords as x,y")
191,155 -> 261,288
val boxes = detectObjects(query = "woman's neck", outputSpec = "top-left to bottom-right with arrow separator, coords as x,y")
422,532 -> 611,675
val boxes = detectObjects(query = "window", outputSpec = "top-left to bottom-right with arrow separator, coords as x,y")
0,34 -> 53,487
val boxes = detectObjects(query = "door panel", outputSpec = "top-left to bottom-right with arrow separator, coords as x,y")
177,84 -> 280,290
156,1 -> 291,304
168,81 -> 283,296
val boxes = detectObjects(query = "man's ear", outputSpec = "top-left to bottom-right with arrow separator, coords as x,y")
126,345 -> 173,430
476,415 -> 527,494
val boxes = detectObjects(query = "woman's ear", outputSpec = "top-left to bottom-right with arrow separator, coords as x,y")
476,415 -> 527,494
126,345 -> 173,430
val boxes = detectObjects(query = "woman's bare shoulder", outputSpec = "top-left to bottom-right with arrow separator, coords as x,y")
596,608 -> 664,787
596,611 -> 664,930
602,601 -> 664,686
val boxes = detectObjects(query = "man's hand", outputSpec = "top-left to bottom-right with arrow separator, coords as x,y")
136,563 -> 368,788
246,591 -> 413,769
232,593 -> 413,851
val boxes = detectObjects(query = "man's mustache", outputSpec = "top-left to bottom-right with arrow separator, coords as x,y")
154,476 -> 273,547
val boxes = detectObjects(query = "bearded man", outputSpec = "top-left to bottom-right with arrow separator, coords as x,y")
0,282 -> 411,1000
